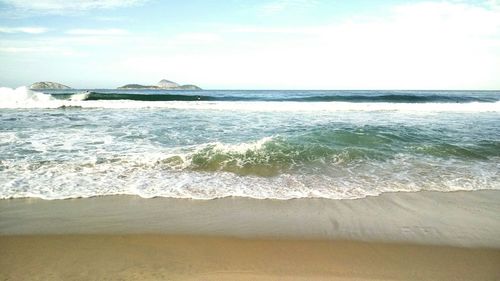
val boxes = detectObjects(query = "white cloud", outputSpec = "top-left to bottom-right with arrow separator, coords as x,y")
259,0 -> 318,15
170,32 -> 221,45
2,0 -> 499,89
0,26 -> 48,34
0,0 -> 146,13
94,16 -> 126,22
65,28 -> 128,36
0,46 -> 42,52
226,26 -> 314,34
0,46 -> 82,57
116,1 -> 500,89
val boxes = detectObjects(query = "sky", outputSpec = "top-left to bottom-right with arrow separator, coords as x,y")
0,0 -> 499,89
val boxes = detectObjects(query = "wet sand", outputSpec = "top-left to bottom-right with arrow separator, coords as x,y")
1,190 -> 500,247
1,190 -> 500,280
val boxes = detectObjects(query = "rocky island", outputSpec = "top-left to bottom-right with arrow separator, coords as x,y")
30,81 -> 72,90
118,79 -> 201,90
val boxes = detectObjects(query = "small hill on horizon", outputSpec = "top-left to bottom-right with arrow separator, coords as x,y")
118,79 -> 201,90
30,81 -> 71,90
157,79 -> 180,88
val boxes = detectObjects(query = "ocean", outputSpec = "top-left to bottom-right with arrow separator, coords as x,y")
0,87 -> 499,200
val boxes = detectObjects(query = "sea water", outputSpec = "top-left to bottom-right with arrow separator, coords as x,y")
0,87 -> 499,199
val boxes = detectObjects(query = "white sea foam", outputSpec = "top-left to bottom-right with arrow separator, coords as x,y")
1,142 -> 499,200
69,91 -> 90,101
0,86 -> 499,112
1,164 -> 498,200
0,86 -> 57,108
196,136 -> 275,154
57,100 -> 500,112
1,87 -> 499,200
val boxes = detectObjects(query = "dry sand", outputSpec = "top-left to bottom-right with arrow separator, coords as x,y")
1,234 -> 499,281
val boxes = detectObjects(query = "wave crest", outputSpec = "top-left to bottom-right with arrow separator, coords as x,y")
0,86 -> 55,107
0,87 -> 499,113
184,137 -> 337,176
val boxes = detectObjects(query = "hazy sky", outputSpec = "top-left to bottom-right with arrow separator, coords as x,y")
1,0 -> 499,89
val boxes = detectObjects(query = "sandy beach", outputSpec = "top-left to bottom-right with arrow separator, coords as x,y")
2,234 -> 500,281
2,0 -> 500,279
1,190 -> 500,280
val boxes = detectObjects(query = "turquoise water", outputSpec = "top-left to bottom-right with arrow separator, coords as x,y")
0,87 -> 499,199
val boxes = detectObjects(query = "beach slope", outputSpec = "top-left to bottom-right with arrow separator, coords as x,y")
1,190 -> 499,280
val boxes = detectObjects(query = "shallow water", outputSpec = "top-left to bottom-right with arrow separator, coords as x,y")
0,87 -> 499,199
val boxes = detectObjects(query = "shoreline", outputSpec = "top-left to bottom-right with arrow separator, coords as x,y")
2,187 -> 498,200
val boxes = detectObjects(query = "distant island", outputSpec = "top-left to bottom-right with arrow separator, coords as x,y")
28,79 -> 201,90
118,79 -> 201,90
30,81 -> 72,90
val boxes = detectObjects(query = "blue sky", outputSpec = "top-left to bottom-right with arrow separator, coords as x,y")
1,0 -> 499,89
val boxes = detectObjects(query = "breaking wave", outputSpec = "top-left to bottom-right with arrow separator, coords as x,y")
1,132 -> 499,200
0,87 -> 499,112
